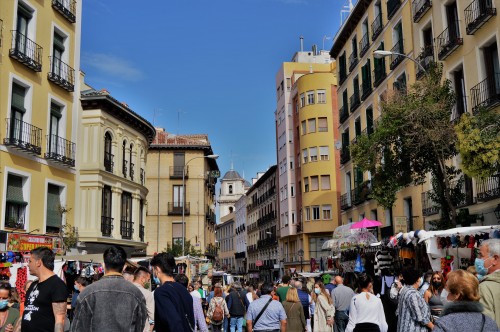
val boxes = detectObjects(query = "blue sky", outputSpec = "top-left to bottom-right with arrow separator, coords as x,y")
81,0 -> 348,180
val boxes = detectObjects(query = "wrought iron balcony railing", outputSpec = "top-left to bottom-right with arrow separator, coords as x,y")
48,57 -> 75,92
348,52 -> 358,72
371,13 -> 383,41
140,168 -> 145,185
373,65 -> 387,88
340,192 -> 352,210
465,0 -> 496,35
122,160 -> 128,178
450,95 -> 468,124
389,39 -> 405,70
4,118 -> 42,155
101,216 -> 113,237
470,73 -> 500,114
415,46 -> 434,79
421,190 -> 440,216
339,67 -> 348,85
339,105 -> 349,124
359,33 -> 370,57
476,176 -> 500,202
104,152 -> 114,173
120,220 -> 133,240
139,224 -> 145,242
436,23 -> 463,61
387,0 -> 402,19
361,77 -> 373,101
340,146 -> 351,164
413,0 -> 432,23
129,162 -> 135,181
170,165 -> 187,179
52,0 -> 76,23
168,202 -> 190,216
349,90 -> 361,113
45,134 -> 75,167
9,30 -> 42,72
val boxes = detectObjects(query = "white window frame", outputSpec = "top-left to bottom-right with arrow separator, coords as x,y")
300,93 -> 305,107
307,91 -> 315,105
317,90 -> 326,104
3,167 -> 32,231
322,205 -> 332,220
312,206 -> 320,220
309,147 -> 318,162
44,178 -> 68,232
320,146 -> 329,160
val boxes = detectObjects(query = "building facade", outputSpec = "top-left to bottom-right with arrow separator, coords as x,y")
75,86 -> 155,255
0,0 -> 81,242
218,168 -> 249,219
216,213 -> 235,272
146,129 -> 219,257
234,194 -> 247,274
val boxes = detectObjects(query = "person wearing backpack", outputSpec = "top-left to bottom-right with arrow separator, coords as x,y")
208,285 -> 229,332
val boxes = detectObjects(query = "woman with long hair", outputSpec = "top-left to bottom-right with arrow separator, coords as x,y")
424,272 -> 444,318
346,274 -> 387,332
207,285 -> 229,332
0,283 -> 20,332
313,281 -> 334,332
283,287 -> 306,332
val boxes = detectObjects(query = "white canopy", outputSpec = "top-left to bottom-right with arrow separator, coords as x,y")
419,225 -> 500,243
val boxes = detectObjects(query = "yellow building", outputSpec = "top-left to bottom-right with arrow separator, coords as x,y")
146,128 -> 219,257
330,0 -> 424,234
0,0 -> 81,241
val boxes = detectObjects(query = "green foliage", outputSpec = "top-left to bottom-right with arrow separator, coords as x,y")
164,240 -> 202,257
456,109 -> 500,178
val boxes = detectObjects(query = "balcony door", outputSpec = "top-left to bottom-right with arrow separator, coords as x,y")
483,42 -> 500,97
446,2 -> 460,41
10,84 -> 26,142
173,185 -> 184,208
49,103 -> 61,155
52,33 -> 65,76
16,4 -> 32,53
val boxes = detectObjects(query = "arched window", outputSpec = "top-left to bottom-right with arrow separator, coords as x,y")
122,140 -> 127,178
229,185 -> 233,194
129,143 -> 134,180
104,132 -> 113,172
229,206 -> 234,213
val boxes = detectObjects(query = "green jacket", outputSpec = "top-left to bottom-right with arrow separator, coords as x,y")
479,270 -> 500,328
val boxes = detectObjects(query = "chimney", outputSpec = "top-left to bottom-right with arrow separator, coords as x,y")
300,36 -> 304,52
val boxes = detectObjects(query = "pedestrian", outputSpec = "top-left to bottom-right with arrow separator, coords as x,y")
70,276 -> 91,321
150,253 -> 195,332
17,246 -> 67,332
477,239 -> 500,327
190,283 -> 202,301
226,282 -> 248,332
313,281 -> 334,332
122,266 -> 136,282
283,287 -> 306,332
389,272 -> 403,308
418,271 -> 432,296
324,276 -> 336,295
277,275 -> 292,302
295,280 -> 312,325
345,273 -> 387,332
331,276 -> 355,332
175,274 -> 208,332
0,283 -> 20,332
246,282 -> 287,332
423,272 -> 444,319
246,285 -> 258,304
71,245 -> 148,332
396,267 -> 433,332
207,284 -> 229,332
433,270 -> 499,332
133,267 -> 155,332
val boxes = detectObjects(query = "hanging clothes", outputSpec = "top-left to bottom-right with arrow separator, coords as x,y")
374,250 -> 393,276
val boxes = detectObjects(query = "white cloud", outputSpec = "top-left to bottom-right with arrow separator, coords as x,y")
82,53 -> 145,81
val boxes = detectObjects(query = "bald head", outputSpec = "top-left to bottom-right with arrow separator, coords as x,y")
334,276 -> 343,285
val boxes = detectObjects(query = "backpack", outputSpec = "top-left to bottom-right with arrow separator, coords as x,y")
212,298 -> 224,322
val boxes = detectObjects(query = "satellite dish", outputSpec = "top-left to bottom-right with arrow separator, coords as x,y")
334,141 -> 342,150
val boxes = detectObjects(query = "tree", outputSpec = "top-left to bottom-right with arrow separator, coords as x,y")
351,64 -> 462,228
455,109 -> 500,178
164,240 -> 202,257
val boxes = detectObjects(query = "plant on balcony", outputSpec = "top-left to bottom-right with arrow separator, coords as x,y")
455,109 -> 500,178
164,240 -> 202,257
351,64 -> 462,228
60,224 -> 78,252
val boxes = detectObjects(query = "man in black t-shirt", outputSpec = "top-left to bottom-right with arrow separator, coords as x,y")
16,246 -> 68,332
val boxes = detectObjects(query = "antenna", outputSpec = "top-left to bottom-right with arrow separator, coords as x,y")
176,109 -> 187,135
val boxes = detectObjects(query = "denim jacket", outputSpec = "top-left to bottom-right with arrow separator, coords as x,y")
71,274 -> 148,332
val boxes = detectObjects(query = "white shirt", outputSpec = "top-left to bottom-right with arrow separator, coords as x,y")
346,292 -> 388,332
191,290 -> 202,299
246,291 -> 254,303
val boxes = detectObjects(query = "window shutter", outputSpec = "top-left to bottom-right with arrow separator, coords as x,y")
11,84 -> 26,113
321,175 -> 331,190
53,33 -> 65,52
46,184 -> 61,227
311,176 -> 319,191
51,103 -> 62,119
6,175 -> 27,205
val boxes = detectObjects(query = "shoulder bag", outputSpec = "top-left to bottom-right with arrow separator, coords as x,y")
253,298 -> 273,329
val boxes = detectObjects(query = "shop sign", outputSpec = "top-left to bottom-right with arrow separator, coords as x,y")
255,260 -> 263,267
7,234 -> 62,252
394,217 -> 408,233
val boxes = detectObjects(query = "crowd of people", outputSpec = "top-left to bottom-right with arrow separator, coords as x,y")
0,238 -> 498,331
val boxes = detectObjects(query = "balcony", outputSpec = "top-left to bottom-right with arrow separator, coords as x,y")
339,105 -> 349,124
454,179 -> 475,208
257,236 -> 277,249
421,190 -> 439,216
340,146 -> 350,164
168,202 -> 190,216
4,118 -> 42,155
9,31 -> 42,72
371,13 -> 383,41
361,77 -> 373,101
247,244 -> 258,253
470,73 -> 500,114
476,176 -> 500,202
373,65 -> 387,88
389,40 -> 405,70
413,0 -> 432,23
104,152 -> 114,173
129,163 -> 134,181
348,52 -> 358,72
465,0 -> 496,35
206,210 -> 216,224
340,192 -> 352,211
120,220 -> 133,240
52,0 -> 76,23
101,216 -> 113,237
359,33 -> 370,57
140,168 -> 145,185
436,24 -> 463,61
349,90 -> 361,113
45,134 -> 76,167
339,68 -> 348,86
122,160 -> 128,178
48,57 -> 75,92
387,0 -> 402,19
415,46 -> 434,79
205,244 -> 218,257
139,224 -> 145,242
170,165 -> 187,179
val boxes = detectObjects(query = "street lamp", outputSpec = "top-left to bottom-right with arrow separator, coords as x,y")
297,249 -> 304,272
182,154 -> 219,256
373,50 -> 427,74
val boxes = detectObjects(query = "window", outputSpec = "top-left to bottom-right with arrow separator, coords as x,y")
283,185 -> 288,200
291,212 -> 295,224
317,90 -> 326,103
104,132 -> 113,172
319,146 -> 329,160
173,185 -> 184,207
290,185 -> 295,197
14,2 -> 34,60
322,205 -> 332,220
312,206 -> 320,220
284,212 -> 289,226
307,91 -> 315,105
311,176 -> 319,191
101,185 -> 112,236
229,184 -> 233,194
286,78 -> 291,91
129,144 -> 134,180
305,207 -> 311,221
318,117 -> 328,132
321,175 -> 331,190
302,149 -> 308,164
122,141 -> 127,178
304,178 -> 309,192
5,174 -> 27,229
308,118 -> 316,133
173,152 -> 184,177
301,121 -> 306,135
46,184 -> 63,234
172,223 -> 183,245
290,157 -> 294,170
120,192 -> 133,239
309,147 -> 318,162
9,83 -> 26,143
52,31 -> 66,77
47,102 -> 62,157
300,93 -> 305,107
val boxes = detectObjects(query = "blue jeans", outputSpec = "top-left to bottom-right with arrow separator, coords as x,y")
230,316 -> 244,332
334,311 -> 349,332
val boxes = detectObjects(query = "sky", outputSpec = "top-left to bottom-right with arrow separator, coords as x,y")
81,0 -> 349,181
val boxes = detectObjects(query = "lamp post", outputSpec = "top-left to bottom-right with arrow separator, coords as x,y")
298,249 -> 304,272
373,50 -> 427,74
182,154 -> 219,256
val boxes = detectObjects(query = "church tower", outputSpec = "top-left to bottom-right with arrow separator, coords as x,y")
218,164 -> 250,220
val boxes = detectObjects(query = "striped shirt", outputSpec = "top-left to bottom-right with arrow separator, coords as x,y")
396,286 -> 431,332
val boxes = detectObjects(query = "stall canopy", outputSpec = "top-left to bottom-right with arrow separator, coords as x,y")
418,225 -> 500,243
322,223 -> 378,250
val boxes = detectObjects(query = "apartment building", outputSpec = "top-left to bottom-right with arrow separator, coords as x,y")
0,0 -> 81,241
216,213 -> 235,272
234,194 -> 247,274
